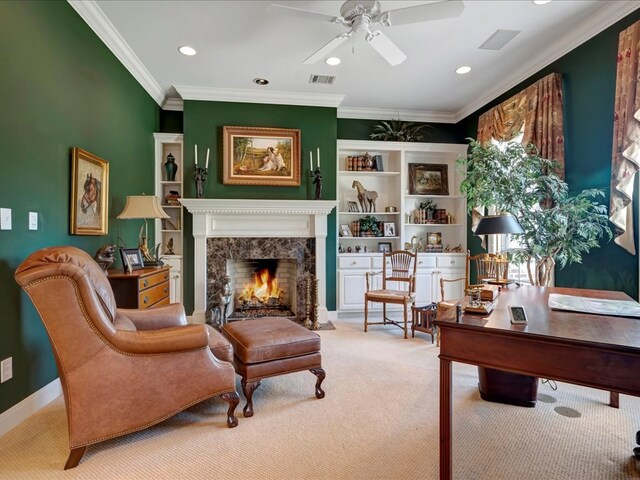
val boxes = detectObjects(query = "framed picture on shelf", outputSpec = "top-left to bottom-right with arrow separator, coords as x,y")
119,248 -> 144,272
378,242 -> 392,253
222,126 -> 301,186
408,163 -> 449,195
383,222 -> 396,237
427,232 -> 442,246
70,147 -> 109,235
347,201 -> 360,212
339,224 -> 353,237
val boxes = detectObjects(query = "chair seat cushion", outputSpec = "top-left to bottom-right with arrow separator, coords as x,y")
366,289 -> 415,302
222,317 -> 320,364
206,325 -> 234,363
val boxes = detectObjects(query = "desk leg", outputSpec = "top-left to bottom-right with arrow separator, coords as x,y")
610,391 -> 620,409
440,358 -> 452,480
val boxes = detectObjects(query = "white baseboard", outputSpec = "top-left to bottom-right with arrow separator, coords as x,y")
0,378 -> 62,438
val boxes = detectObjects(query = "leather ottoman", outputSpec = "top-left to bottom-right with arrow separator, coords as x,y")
222,317 -> 325,417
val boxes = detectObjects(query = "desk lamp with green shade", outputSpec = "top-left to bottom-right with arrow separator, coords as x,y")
474,214 -> 524,285
117,194 -> 169,267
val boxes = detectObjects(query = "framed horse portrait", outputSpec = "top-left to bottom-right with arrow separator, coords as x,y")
70,147 -> 109,235
222,126 -> 301,186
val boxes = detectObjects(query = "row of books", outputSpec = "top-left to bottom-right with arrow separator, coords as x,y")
345,154 -> 384,172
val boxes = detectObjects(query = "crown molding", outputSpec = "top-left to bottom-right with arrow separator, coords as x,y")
337,107 -> 456,123
67,0 -> 164,106
174,86 -> 345,108
162,98 -> 184,111
453,0 -> 640,122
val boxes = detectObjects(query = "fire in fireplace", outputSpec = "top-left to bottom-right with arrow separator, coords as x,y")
227,258 -> 297,319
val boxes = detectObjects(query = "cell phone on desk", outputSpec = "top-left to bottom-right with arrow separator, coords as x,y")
509,305 -> 528,324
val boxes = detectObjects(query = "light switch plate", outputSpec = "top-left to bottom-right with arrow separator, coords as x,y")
29,212 -> 38,230
0,208 -> 11,230
1,357 -> 12,383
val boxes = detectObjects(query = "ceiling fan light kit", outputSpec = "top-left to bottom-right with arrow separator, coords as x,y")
269,0 -> 465,66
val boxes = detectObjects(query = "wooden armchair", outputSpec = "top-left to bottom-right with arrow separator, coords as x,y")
364,250 -> 417,339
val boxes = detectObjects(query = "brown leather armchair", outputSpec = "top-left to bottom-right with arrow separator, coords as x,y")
14,246 -> 239,469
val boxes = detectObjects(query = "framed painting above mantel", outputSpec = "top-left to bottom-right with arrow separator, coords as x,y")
222,126 -> 301,186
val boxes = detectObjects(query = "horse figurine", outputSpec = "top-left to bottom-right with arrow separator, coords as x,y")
81,174 -> 101,214
352,180 -> 378,212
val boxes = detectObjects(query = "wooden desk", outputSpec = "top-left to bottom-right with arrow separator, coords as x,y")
435,286 -> 640,480
107,266 -> 170,309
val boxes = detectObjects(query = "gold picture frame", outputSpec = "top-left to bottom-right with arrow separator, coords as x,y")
70,147 -> 109,235
223,126 -> 301,186
408,163 -> 449,195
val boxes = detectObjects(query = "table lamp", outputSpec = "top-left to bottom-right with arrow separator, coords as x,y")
117,195 -> 169,267
474,214 -> 524,284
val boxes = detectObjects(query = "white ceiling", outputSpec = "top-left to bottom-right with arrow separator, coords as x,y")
75,0 -> 640,122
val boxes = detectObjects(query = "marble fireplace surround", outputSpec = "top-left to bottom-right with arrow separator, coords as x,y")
180,199 -> 337,324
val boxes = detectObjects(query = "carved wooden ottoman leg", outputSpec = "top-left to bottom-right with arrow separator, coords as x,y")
64,446 -> 87,470
220,391 -> 240,428
241,379 -> 261,418
310,368 -> 326,399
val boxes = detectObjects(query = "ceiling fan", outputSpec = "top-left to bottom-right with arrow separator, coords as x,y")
267,0 -> 464,66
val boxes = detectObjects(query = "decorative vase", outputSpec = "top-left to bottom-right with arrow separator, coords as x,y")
164,153 -> 178,181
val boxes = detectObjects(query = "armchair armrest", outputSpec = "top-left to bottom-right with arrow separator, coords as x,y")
118,303 -> 187,330
365,270 -> 383,291
112,324 -> 210,354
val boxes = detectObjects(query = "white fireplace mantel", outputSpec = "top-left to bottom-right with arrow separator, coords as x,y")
180,199 -> 336,323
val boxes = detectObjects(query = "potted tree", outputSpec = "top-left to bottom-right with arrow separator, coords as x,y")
457,140 -> 611,286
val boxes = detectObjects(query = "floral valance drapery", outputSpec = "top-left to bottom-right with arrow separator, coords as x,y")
610,20 -> 640,256
477,72 -> 565,178
473,73 -> 565,246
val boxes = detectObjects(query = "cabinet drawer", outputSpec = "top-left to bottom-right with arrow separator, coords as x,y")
138,281 -> 169,308
436,255 -> 466,269
138,270 -> 170,290
416,256 -> 437,269
339,256 -> 371,269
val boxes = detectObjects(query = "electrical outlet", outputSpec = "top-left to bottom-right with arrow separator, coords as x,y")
0,208 -> 11,230
1,357 -> 12,383
29,212 -> 38,230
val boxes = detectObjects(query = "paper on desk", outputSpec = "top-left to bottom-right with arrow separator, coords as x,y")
548,293 -> 640,318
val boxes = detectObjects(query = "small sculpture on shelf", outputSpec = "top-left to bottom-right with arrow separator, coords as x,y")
352,180 -> 378,212
165,237 -> 174,255
164,153 -> 178,181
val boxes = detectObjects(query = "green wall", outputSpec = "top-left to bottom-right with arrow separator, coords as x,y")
338,118 -> 463,143
459,8 -> 640,300
181,101 -> 337,313
0,1 -> 158,414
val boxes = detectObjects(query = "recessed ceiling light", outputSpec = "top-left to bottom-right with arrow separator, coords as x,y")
178,46 -> 196,56
253,78 -> 269,85
325,57 -> 341,66
532,0 -> 551,5
455,65 -> 471,75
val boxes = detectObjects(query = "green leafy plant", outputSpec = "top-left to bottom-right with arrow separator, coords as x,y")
369,121 -> 432,142
418,199 -> 437,211
359,215 -> 383,237
457,139 -> 612,286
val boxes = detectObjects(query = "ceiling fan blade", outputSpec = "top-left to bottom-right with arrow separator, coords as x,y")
303,33 -> 351,65
267,3 -> 339,23
384,0 -> 465,27
366,30 -> 407,66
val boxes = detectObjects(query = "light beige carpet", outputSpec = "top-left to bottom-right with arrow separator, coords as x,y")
1,316 -> 640,480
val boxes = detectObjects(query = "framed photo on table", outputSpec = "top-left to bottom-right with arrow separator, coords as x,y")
119,248 -> 144,272
408,163 -> 449,195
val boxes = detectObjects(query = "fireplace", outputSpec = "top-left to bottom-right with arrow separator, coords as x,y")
180,199 -> 336,324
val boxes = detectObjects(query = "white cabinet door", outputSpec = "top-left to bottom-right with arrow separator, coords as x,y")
338,270 -> 368,310
414,270 -> 435,305
436,270 -> 466,302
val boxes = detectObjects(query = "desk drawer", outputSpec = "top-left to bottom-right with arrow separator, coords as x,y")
139,281 -> 169,308
416,256 -> 437,269
138,270 -> 170,290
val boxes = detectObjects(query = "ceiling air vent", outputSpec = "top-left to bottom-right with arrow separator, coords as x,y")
309,74 -> 336,85
479,30 -> 521,51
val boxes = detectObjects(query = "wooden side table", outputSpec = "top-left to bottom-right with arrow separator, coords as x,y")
107,266 -> 171,309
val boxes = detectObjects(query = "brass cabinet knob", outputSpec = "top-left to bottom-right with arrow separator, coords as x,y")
143,279 -> 149,287
143,296 -> 149,304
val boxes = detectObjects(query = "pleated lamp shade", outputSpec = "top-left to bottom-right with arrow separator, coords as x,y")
117,195 -> 169,219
